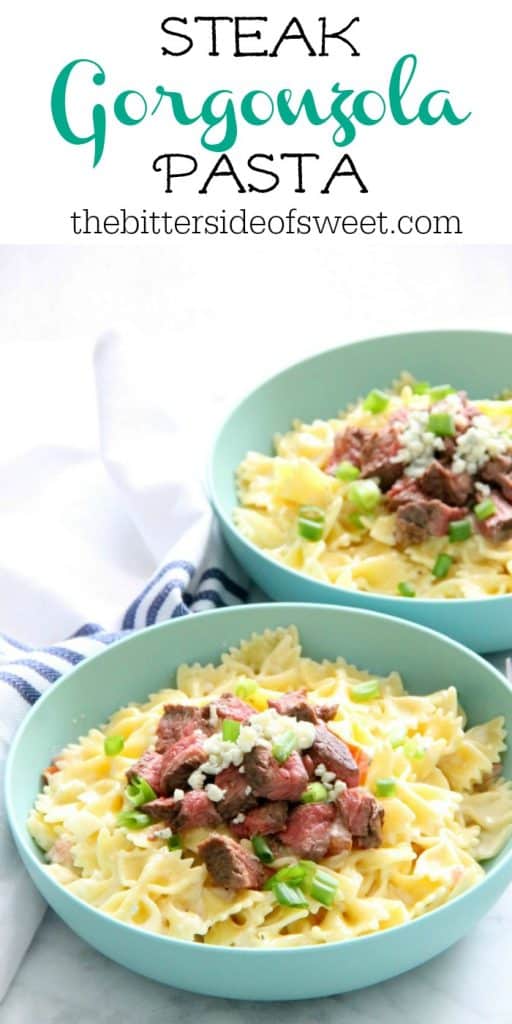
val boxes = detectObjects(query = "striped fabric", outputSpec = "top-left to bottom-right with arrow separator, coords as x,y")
0,558 -> 248,713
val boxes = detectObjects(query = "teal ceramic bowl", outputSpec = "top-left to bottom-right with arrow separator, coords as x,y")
6,603 -> 512,1000
208,329 -> 512,653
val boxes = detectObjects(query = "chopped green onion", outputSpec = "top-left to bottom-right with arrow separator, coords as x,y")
403,741 -> 425,760
297,505 -> 325,542
432,552 -> 453,579
363,389 -> 390,414
252,835 -> 274,864
427,412 -> 455,437
350,680 -> 381,702
397,581 -> 416,598
126,775 -> 157,807
310,874 -> 338,907
168,834 -> 182,851
104,735 -> 124,756
474,499 -> 496,521
412,380 -> 430,395
117,810 -> 152,830
389,730 -> 406,749
449,518 -> 472,542
349,512 -> 366,530
348,479 -> 382,513
300,782 -> 329,804
222,718 -> 241,742
273,882 -> 309,908
272,730 -> 298,764
429,385 -> 455,401
235,680 -> 258,699
335,461 -> 361,482
265,863 -> 308,888
375,778 -> 396,797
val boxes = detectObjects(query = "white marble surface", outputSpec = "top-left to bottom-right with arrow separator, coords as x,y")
2,890 -> 511,1023
2,247 -> 512,1021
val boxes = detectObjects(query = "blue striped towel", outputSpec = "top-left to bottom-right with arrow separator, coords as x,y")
0,523 -> 249,998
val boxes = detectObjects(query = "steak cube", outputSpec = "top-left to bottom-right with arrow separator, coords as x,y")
215,765 -> 257,821
418,461 -> 473,506
395,498 -> 467,547
144,790 -> 222,830
244,747 -> 309,802
309,725 -> 360,788
278,803 -> 336,861
231,801 -> 288,839
475,490 -> 512,542
337,788 -> 384,849
268,689 -> 318,724
212,694 -> 254,723
159,731 -> 206,793
156,705 -> 211,753
198,834 -> 266,890
126,751 -> 163,795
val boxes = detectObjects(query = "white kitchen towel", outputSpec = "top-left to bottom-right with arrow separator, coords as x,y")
0,333 -> 250,1000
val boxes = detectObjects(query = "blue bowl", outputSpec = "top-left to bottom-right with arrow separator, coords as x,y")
207,329 -> 512,653
5,603 -> 512,1000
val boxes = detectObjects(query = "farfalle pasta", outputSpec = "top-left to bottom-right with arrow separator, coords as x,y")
234,378 -> 512,598
28,627 -> 512,947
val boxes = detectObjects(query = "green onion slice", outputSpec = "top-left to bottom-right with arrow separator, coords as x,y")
310,875 -> 338,907
117,810 -> 152,830
412,380 -> 430,395
474,499 -> 496,521
168,834 -> 182,851
397,581 -> 416,598
235,680 -> 258,698
403,741 -> 425,760
363,389 -> 390,414
427,412 -> 455,437
375,778 -> 396,797
222,718 -> 241,742
252,835 -> 274,864
300,782 -> 329,804
126,774 -> 157,807
335,461 -> 361,482
429,385 -> 455,401
104,735 -> 124,757
348,479 -> 382,513
432,552 -> 453,579
273,882 -> 309,908
272,730 -> 298,764
350,680 -> 381,702
297,505 -> 325,542
449,518 -> 472,542
265,863 -> 308,888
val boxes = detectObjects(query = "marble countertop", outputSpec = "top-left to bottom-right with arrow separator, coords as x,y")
2,890 -> 511,1024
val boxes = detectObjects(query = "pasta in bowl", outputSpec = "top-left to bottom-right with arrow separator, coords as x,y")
235,377 -> 512,600
29,625 -> 512,948
6,603 -> 512,999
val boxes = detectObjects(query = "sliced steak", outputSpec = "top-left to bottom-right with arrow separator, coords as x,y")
337,788 -> 384,849
418,461 -> 473,506
316,701 -> 340,723
309,725 -> 360,788
327,426 -> 404,490
143,791 -> 222,830
212,694 -> 254,723
159,731 -> 206,794
480,455 -> 512,503
215,764 -> 258,821
386,477 -> 424,510
268,689 -> 318,724
278,803 -> 336,861
126,751 -> 163,795
475,490 -> 512,542
395,498 -> 467,547
243,747 -> 309,801
198,834 -> 266,889
231,801 -> 289,839
156,705 -> 211,753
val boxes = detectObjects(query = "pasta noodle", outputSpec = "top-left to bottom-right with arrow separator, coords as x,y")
28,627 -> 512,947
234,379 -> 512,598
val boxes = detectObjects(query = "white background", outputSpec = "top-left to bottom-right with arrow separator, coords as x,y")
2,0 -> 512,242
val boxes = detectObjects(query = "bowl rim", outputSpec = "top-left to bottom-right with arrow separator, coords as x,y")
206,328 -> 512,610
6,601 -> 512,958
